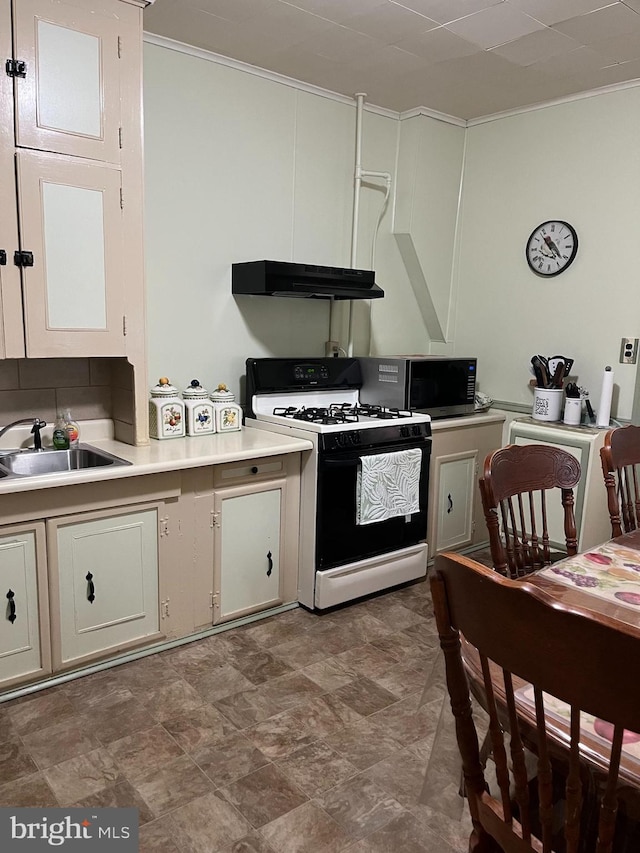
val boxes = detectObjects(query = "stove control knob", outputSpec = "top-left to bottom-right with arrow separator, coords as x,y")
400,426 -> 410,438
351,432 -> 361,445
412,424 -> 423,436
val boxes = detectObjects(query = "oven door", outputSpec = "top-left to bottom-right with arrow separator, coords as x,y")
316,438 -> 430,571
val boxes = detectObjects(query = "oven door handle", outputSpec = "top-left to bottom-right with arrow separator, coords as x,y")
321,442 -> 430,465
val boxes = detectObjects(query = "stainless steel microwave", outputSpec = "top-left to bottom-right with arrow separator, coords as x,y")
359,356 -> 477,419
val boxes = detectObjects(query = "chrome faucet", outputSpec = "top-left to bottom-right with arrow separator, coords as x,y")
0,418 -> 47,450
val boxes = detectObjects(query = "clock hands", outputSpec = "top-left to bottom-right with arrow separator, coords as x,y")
543,234 -> 562,259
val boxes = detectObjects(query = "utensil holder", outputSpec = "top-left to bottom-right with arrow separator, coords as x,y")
533,388 -> 563,422
563,397 -> 582,426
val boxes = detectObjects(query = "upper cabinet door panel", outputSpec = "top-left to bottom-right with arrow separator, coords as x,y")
16,149 -> 125,357
12,0 -> 121,162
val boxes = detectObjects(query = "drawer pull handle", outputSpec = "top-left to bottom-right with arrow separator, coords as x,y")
266,550 -> 273,577
447,493 -> 453,514
251,466 -> 259,474
86,572 -> 95,603
6,589 -> 16,624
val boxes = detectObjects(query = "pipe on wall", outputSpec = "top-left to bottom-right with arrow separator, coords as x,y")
330,93 -> 392,357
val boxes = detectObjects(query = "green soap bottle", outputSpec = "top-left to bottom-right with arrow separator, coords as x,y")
52,412 -> 70,450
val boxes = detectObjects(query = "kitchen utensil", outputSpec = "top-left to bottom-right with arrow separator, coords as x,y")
550,361 -> 565,389
548,355 -> 574,378
565,382 -> 580,398
531,355 -> 549,388
584,396 -> 596,423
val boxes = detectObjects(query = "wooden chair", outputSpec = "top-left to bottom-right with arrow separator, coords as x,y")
431,551 -> 640,853
479,444 -> 581,579
600,425 -> 640,538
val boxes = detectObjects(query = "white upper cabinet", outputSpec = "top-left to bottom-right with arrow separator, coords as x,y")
12,0 -> 122,162
16,150 -> 125,356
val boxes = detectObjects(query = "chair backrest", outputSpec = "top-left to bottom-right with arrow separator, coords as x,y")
479,444 -> 581,578
600,424 -> 640,538
431,551 -> 640,853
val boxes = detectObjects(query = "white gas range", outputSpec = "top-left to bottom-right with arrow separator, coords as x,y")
245,358 -> 432,609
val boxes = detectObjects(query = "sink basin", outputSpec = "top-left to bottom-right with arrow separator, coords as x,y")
0,444 -> 132,478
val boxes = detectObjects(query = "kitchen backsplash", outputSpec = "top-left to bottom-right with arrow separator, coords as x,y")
0,358 -> 135,437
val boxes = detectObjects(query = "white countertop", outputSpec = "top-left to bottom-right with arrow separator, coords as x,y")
429,410 -> 506,432
0,426 -> 313,495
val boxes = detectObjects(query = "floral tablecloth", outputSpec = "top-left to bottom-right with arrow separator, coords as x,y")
537,540 -> 640,611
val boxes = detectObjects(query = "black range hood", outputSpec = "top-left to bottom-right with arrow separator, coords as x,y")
232,260 -> 384,300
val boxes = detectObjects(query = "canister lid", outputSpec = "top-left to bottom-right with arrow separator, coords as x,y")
183,378 -> 210,399
150,377 -> 180,397
210,383 -> 236,403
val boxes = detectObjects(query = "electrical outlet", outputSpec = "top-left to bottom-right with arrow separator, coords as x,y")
325,340 -> 340,357
620,338 -> 639,364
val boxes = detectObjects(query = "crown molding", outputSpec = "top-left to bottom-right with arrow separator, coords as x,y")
143,33 -> 400,119
467,76 -> 640,126
143,32 -> 640,128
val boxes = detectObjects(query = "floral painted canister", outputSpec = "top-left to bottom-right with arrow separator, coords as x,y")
149,377 -> 185,439
210,384 -> 242,433
183,379 -> 215,436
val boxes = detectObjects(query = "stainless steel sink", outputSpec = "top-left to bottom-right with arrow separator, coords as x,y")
0,444 -> 132,478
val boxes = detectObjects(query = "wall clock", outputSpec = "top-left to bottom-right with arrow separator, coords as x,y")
525,220 -> 578,277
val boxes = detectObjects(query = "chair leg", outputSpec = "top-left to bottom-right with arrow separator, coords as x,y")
459,731 -> 492,797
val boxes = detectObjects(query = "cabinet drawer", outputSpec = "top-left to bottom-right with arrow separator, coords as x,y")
213,457 -> 285,486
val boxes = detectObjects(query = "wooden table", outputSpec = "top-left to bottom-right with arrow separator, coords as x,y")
463,529 -> 640,789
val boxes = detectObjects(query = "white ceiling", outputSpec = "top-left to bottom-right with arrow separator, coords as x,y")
143,0 -> 640,120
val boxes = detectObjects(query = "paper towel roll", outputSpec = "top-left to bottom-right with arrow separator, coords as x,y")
596,366 -> 614,428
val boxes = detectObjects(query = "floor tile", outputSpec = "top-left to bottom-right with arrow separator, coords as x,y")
270,634 -> 332,669
5,689 -> 76,735
362,748 -> 428,808
333,644 -> 399,679
275,741 -> 358,797
43,747 -> 123,805
259,672 -> 326,713
368,693 -> 441,746
243,709 -> 318,761
188,664 -> 257,703
260,800 -> 351,852
345,810 -> 456,852
301,658 -> 355,692
162,703 -> 239,753
112,655 -> 181,691
233,651 -> 296,685
220,763 -> 308,828
213,688 -> 283,730
167,790 -> 254,850
107,725 -> 184,782
193,732 -> 270,788
139,816 -> 181,853
331,677 -> 398,717
0,735 -> 39,785
0,772 -> 58,807
138,678 -> 205,722
217,831 -> 277,852
368,663 -> 425,699
322,718 -> 404,771
315,775 -> 405,841
21,714 -> 99,769
134,753 -> 214,817
69,779 -> 155,824
87,692 -> 159,744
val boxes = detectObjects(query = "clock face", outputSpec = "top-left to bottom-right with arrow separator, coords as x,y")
526,220 -> 578,277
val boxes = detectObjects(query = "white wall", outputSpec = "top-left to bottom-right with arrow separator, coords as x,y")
454,88 -> 640,419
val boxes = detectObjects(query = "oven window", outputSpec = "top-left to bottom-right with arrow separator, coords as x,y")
315,440 -> 430,571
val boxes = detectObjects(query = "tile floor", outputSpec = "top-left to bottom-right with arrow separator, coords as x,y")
0,577 -> 475,853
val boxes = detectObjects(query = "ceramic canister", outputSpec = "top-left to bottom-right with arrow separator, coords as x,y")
210,384 -> 243,433
183,379 -> 215,435
149,378 -> 185,439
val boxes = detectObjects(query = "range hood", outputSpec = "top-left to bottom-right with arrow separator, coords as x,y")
232,260 -> 384,300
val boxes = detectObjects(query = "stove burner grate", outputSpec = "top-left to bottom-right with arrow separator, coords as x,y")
272,402 -> 411,425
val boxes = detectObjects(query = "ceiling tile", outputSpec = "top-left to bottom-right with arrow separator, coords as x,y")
623,0 -> 640,13
506,0 -> 620,26
300,23 -> 381,63
342,4 -> 439,42
445,4 -> 545,48
553,3 -> 640,44
490,27 -> 581,65
348,43 -> 432,74
390,0 -> 505,26
277,0 -> 388,25
530,43 -> 608,73
186,0 -> 279,23
394,26 -> 482,60
588,28 -> 640,60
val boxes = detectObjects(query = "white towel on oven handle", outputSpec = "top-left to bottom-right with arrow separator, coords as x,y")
356,448 -> 422,525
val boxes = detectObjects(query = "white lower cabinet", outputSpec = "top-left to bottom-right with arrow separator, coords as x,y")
0,522 -> 51,688
48,506 -> 160,668
434,451 -> 477,552
214,483 -> 283,623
